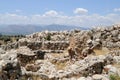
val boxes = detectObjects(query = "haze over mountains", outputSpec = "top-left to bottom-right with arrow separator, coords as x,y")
0,24 -> 89,35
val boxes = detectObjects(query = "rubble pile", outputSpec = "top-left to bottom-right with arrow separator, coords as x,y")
0,25 -> 120,80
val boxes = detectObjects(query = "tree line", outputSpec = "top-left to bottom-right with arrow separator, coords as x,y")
0,33 -> 25,45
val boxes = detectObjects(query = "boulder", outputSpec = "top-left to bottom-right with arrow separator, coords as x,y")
17,47 -> 46,66
104,65 -> 118,75
81,47 -> 95,57
78,76 -> 93,80
92,74 -> 103,80
92,39 -> 102,50
113,56 -> 120,64
0,48 -> 5,54
111,30 -> 119,37
1,62 -> 21,80
104,54 -> 114,65
25,63 -> 40,72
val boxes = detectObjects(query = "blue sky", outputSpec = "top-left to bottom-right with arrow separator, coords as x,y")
0,0 -> 120,27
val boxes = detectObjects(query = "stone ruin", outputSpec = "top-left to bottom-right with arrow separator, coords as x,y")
0,24 -> 120,80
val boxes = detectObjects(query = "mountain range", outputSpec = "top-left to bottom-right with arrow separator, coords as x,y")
0,24 -> 89,35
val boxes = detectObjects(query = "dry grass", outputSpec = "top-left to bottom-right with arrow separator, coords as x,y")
21,75 -> 42,80
32,76 -> 42,80
114,63 -> 120,68
94,47 -> 110,55
55,62 -> 67,70
0,40 -> 4,45
50,53 -> 62,58
50,53 -> 68,70
69,36 -> 76,49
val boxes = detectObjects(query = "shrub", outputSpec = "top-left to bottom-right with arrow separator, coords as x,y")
45,34 -> 51,41
110,74 -> 120,80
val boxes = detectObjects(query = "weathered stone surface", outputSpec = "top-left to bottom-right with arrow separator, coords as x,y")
0,42 -> 19,50
25,63 -> 40,72
0,48 -> 5,54
17,47 -> 46,66
0,25 -> 120,80
104,65 -> 118,75
81,47 -> 95,57
0,49 -> 21,80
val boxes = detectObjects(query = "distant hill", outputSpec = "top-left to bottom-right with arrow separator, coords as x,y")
0,24 -> 89,35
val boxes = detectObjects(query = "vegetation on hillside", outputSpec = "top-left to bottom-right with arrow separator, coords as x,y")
110,74 -> 120,80
0,33 -> 25,45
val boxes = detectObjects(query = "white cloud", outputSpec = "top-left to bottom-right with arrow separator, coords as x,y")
0,13 -> 29,24
44,10 -> 58,16
74,8 -> 88,14
114,8 -> 120,12
0,10 -> 120,27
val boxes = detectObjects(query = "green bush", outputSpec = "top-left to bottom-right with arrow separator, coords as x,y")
110,74 -> 120,80
45,34 -> 51,41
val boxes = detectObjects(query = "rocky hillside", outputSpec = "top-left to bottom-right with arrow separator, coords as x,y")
0,24 -> 120,80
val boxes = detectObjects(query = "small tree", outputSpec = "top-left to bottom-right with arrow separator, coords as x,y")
45,34 -> 51,41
